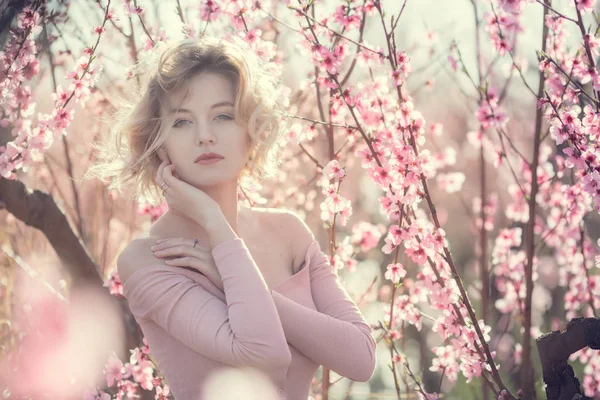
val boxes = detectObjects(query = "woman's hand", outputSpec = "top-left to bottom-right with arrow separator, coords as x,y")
156,148 -> 223,228
152,237 -> 224,291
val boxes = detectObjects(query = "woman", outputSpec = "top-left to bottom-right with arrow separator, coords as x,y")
86,35 -> 376,400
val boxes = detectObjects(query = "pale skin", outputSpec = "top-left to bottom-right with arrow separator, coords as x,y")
154,71 -> 251,237
118,71 -> 304,291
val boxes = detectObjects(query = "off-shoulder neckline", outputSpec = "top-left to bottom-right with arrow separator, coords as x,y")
122,239 -> 322,292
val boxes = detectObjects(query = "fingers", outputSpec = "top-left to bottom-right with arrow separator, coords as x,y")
164,256 -> 192,266
155,156 -> 168,184
163,164 -> 175,182
156,149 -> 175,185
152,243 -> 188,255
156,237 -> 200,247
152,242 -> 204,256
153,237 -> 192,248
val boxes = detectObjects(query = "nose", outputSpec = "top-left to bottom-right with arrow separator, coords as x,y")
196,126 -> 216,145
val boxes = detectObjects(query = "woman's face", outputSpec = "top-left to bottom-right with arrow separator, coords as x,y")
160,71 -> 250,186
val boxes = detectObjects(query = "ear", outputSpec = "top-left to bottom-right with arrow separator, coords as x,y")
158,148 -> 167,162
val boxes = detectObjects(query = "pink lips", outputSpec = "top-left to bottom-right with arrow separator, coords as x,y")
196,158 -> 222,165
195,152 -> 223,161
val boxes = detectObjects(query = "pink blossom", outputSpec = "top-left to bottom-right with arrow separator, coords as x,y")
323,192 -> 349,214
199,1 -> 221,21
316,47 -> 341,75
571,0 -> 596,13
351,222 -> 385,253
323,159 -> 346,180
52,107 -> 74,130
385,263 -> 407,283
460,358 -> 484,383
51,84 -> 70,107
104,268 -> 123,296
498,0 -> 527,14
405,243 -> 429,266
448,55 -> 458,72
155,384 -> 171,400
369,164 -> 393,188
21,58 -> 39,80
395,294 -> 422,330
105,353 -> 124,387
129,359 -> 155,390
123,3 -> 144,16
476,103 -> 509,129
337,202 -> 353,227
436,172 -> 465,193
430,345 -> 460,382
333,5 -> 362,30
68,78 -> 91,105
83,387 -> 111,400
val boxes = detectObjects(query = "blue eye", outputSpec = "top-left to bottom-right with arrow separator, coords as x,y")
173,119 -> 191,128
215,114 -> 233,121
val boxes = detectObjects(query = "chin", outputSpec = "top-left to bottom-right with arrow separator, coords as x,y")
191,172 -> 240,186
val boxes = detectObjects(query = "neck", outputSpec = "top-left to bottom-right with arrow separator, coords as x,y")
166,179 -> 246,241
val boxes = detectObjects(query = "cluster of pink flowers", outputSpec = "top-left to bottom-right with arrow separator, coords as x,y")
0,6 -> 105,180
535,19 -> 600,398
392,51 -> 411,87
435,172 -> 465,194
569,0 -> 597,13
321,160 -> 351,215
570,347 -> 600,395
0,6 -> 42,179
491,227 -> 529,314
332,3 -> 363,31
141,27 -> 169,52
481,1 -> 600,394
0,7 -> 41,109
137,202 -> 169,223
538,5 -> 600,214
312,44 -> 344,76
377,190 -> 496,385
473,192 -> 499,232
497,0 -> 535,15
483,6 -> 523,56
199,0 -> 221,22
475,87 -> 509,130
84,339 -> 170,400
104,268 -> 123,297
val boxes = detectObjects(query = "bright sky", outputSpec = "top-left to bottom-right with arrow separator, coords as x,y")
62,0 -> 589,100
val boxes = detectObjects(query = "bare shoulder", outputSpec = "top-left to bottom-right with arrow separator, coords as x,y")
116,237 -> 166,284
250,206 -> 294,229
251,207 -> 315,271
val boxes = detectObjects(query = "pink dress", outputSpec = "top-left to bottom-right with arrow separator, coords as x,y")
122,237 -> 377,400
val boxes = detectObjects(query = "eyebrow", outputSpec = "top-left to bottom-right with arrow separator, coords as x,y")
168,101 -> 234,114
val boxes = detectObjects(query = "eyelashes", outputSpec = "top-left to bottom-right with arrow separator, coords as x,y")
173,114 -> 233,128
173,119 -> 190,128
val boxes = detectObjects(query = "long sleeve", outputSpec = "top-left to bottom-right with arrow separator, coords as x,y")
270,240 -> 377,382
122,237 -> 291,370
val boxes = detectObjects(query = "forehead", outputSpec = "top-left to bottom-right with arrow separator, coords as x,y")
167,72 -> 236,110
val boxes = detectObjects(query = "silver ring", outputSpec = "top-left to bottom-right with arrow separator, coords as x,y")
193,238 -> 198,248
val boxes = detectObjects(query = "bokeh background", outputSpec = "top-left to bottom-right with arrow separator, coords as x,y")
1,0 -> 599,399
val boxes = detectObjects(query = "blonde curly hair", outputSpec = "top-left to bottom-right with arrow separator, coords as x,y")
83,35 -> 288,206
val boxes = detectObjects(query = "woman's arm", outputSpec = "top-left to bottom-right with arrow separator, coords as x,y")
269,212 -> 377,382
118,233 -> 291,370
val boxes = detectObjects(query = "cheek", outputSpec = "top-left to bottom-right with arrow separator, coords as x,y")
231,129 -> 251,152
